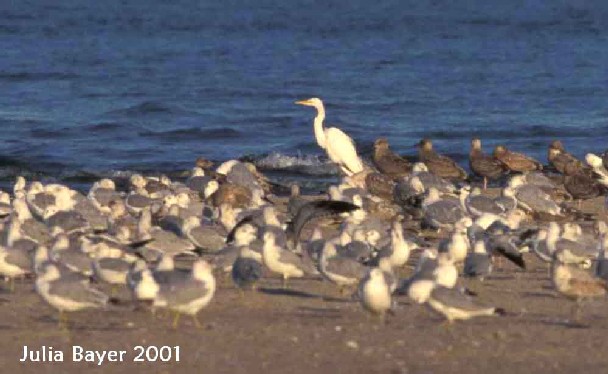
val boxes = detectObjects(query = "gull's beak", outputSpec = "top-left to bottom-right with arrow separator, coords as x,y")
295,99 -> 310,106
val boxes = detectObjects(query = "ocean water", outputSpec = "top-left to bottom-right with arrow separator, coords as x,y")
1,0 -> 608,191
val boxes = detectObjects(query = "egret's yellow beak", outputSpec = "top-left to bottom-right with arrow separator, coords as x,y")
295,99 -> 311,106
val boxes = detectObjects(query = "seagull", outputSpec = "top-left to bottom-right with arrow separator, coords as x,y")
408,280 -> 506,323
182,216 -> 226,252
503,177 -> 562,216
92,256 -> 132,289
469,138 -> 505,189
369,218 -> 412,268
87,178 -> 121,214
319,241 -> 368,292
0,191 -> 12,218
372,138 -> 412,179
137,208 -> 195,259
547,140 -> 583,175
357,267 -> 393,318
295,98 -> 365,176
50,233 -> 94,276
262,231 -> 314,288
35,263 -> 111,328
210,223 -> 259,273
232,245 -> 263,292
465,187 -> 511,217
421,188 -> 468,230
493,145 -> 543,173
551,248 -> 607,321
411,163 -> 458,194
152,259 -> 216,328
438,218 -> 471,264
596,234 -> 608,283
185,167 -> 214,195
464,240 -> 492,280
42,206 -> 90,235
585,153 -> 608,188
399,249 -> 459,293
0,240 -> 33,291
545,222 -> 595,268
417,139 -> 467,180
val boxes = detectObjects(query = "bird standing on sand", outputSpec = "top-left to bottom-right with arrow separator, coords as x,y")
493,145 -> 543,173
296,98 -> 364,176
408,279 -> 506,323
358,268 -> 393,319
469,138 -> 505,189
372,138 -> 411,179
262,231 -> 314,288
417,139 -> 467,180
551,248 -> 607,321
35,264 -> 110,328
153,260 -> 216,328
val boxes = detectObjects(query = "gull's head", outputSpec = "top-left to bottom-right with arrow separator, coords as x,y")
156,254 -> 175,271
263,231 -> 276,244
192,259 -> 213,279
373,138 -> 389,150
98,178 -> 116,190
191,167 -> 205,177
471,138 -> 482,150
549,140 -> 564,151
473,240 -> 487,254
417,138 -> 433,151
412,162 -> 428,173
493,145 -> 508,157
368,267 -> 385,281
295,98 -> 323,109
548,148 -> 561,160
586,153 -> 603,168
407,279 -> 435,304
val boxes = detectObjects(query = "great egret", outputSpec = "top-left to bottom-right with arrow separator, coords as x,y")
295,98 -> 364,176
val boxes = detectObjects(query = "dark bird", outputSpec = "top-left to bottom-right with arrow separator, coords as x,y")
547,140 -> 584,175
417,139 -> 467,180
365,172 -> 396,200
563,169 -> 606,207
286,200 -> 360,244
469,138 -> 505,189
232,246 -> 263,291
493,145 -> 543,173
372,138 -> 412,179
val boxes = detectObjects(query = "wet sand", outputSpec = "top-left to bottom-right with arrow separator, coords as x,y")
3,193 -> 608,374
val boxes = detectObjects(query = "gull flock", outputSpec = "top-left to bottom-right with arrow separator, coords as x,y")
0,97 -> 607,330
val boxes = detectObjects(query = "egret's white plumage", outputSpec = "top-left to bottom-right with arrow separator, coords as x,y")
296,98 -> 364,176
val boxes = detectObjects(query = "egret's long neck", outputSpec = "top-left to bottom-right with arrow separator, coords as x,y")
313,104 -> 327,149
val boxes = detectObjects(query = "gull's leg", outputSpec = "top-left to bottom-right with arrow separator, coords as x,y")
172,311 -> 181,329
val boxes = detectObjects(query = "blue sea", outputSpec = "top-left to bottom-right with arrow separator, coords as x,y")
1,1 -> 608,192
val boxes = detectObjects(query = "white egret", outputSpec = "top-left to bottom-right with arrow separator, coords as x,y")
295,98 -> 364,176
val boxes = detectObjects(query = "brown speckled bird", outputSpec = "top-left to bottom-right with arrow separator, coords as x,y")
469,138 -> 505,189
418,139 -> 467,180
552,248 -> 607,321
547,141 -> 584,176
372,138 -> 412,179
493,145 -> 543,173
